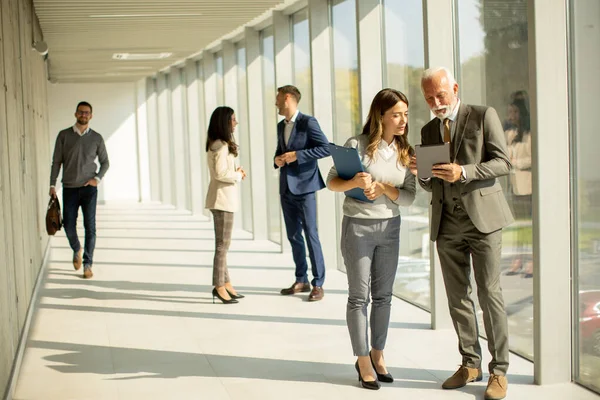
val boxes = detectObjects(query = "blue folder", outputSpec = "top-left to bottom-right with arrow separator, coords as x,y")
328,143 -> 373,203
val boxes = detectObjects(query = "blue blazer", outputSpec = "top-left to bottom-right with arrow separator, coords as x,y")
274,112 -> 330,195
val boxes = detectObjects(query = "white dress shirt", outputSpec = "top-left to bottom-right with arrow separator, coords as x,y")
73,124 -> 91,136
437,100 -> 466,181
437,99 -> 461,141
283,109 -> 300,146
378,137 -> 397,160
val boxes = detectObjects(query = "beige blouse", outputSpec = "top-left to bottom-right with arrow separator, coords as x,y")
205,140 -> 242,212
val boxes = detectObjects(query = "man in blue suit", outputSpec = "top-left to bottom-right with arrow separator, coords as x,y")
274,85 -> 330,302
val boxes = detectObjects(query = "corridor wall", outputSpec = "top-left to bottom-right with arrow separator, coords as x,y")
0,0 -> 51,396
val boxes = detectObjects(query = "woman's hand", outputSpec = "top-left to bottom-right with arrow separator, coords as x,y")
351,172 -> 372,189
237,167 -> 247,180
364,181 -> 385,200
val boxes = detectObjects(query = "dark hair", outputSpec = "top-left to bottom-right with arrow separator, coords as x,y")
510,98 -> 530,143
510,90 -> 529,109
205,106 -> 238,156
362,88 -> 413,167
76,101 -> 92,113
277,85 -> 301,103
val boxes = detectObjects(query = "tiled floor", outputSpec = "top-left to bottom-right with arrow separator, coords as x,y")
12,204 -> 598,399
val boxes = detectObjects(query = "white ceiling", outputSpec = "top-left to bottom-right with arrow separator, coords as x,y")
34,0 -> 287,83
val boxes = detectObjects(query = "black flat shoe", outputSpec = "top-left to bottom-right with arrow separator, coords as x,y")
226,289 -> 245,299
355,361 -> 380,390
370,351 -> 394,383
212,288 -> 238,304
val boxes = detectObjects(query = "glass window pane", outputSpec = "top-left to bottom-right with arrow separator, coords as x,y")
236,44 -> 254,233
261,27 -> 281,244
215,51 -> 224,105
571,0 -> 600,393
383,0 -> 430,310
457,0 -> 533,359
292,9 -> 313,114
331,0 -> 361,144
331,0 -> 360,273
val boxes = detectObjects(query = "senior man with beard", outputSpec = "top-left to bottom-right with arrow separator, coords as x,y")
409,67 -> 514,400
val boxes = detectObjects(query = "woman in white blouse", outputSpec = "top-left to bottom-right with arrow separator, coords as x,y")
327,89 -> 416,390
205,106 -> 247,304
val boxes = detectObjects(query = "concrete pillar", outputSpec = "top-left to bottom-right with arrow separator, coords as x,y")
234,44 -> 255,233
145,77 -> 162,202
245,27 -> 269,240
357,0 -> 383,120
184,60 -> 206,215
197,59 -> 211,218
223,40 -> 244,228
423,0 -> 455,330
169,69 -> 190,210
135,79 -> 151,202
528,0 -> 571,385
308,0 -> 338,273
156,72 -> 174,205
273,10 -> 292,252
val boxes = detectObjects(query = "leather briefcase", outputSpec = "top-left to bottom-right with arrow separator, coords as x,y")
46,196 -> 63,235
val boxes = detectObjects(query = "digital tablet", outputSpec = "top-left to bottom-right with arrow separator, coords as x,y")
415,142 -> 451,179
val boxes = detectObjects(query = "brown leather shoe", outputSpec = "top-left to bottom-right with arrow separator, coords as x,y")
442,366 -> 482,389
83,266 -> 93,279
485,374 -> 507,400
308,286 -> 324,302
73,249 -> 83,271
280,282 -> 311,295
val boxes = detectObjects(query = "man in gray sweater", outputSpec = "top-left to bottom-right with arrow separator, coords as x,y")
49,101 -> 109,278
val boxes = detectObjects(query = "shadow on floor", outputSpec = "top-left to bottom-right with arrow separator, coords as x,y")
36,302 -> 430,330
29,340 -> 461,391
48,260 -> 292,270
39,288 -> 213,304
43,276 -> 346,295
51,244 -> 282,254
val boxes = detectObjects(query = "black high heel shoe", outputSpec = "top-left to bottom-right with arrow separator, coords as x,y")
369,351 -> 394,383
212,288 -> 238,304
226,289 -> 245,299
355,361 -> 380,390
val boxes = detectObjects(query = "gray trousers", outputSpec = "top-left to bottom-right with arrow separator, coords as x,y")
436,207 -> 509,375
341,215 -> 400,356
211,209 -> 233,286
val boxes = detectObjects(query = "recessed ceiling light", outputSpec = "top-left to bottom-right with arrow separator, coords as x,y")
116,66 -> 154,70
113,53 -> 172,60
90,13 -> 203,18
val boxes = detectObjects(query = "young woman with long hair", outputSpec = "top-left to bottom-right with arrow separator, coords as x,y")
205,106 -> 247,304
327,88 -> 416,389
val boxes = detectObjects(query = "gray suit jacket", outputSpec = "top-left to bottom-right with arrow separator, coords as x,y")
419,102 -> 514,241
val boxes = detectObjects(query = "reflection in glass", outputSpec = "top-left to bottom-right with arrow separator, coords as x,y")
215,51 -> 224,105
571,0 -> 600,393
236,44 -> 254,233
383,0 -> 430,310
456,0 -> 532,359
292,9 -> 313,114
261,28 -> 282,244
